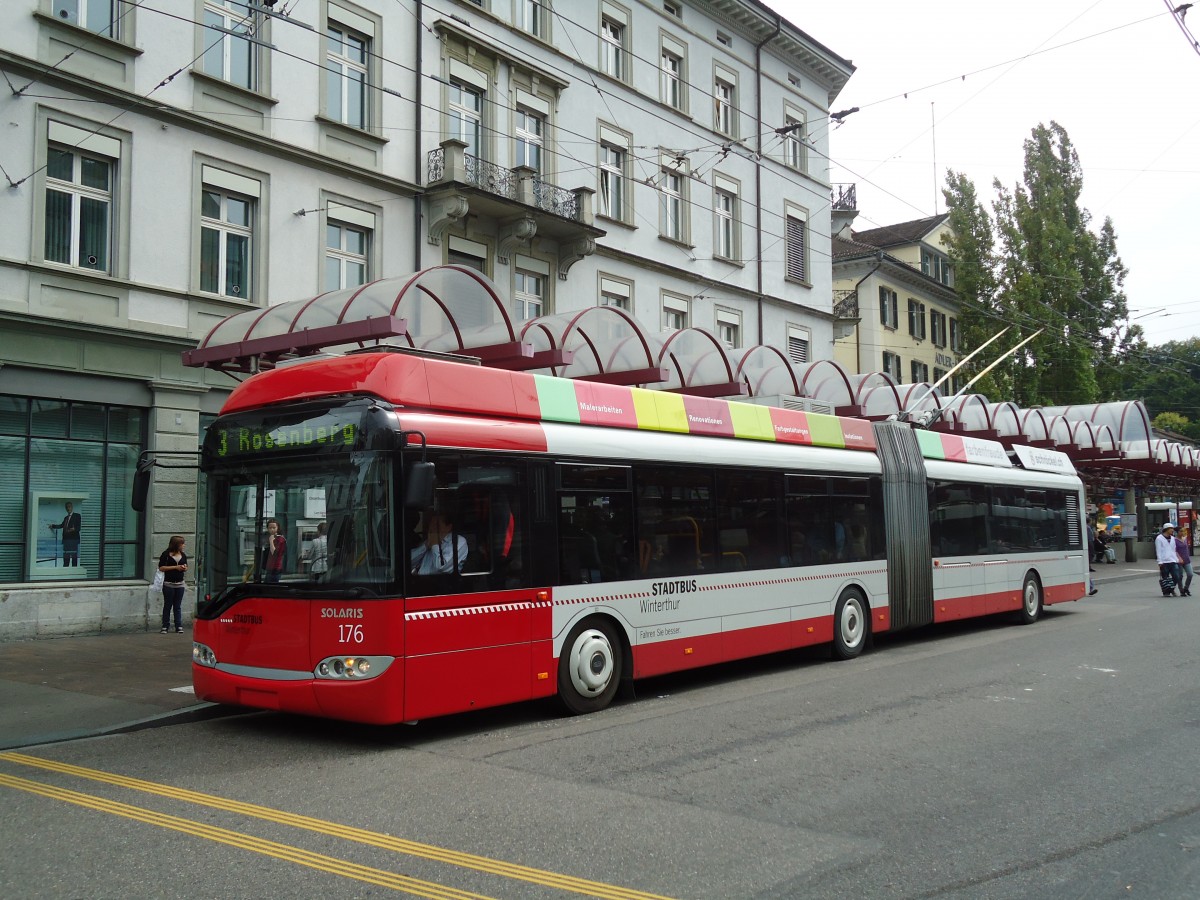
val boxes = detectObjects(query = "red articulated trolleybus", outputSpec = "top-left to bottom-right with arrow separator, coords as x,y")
178,349 -> 1087,723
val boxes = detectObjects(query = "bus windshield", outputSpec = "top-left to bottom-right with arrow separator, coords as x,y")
203,454 -> 394,600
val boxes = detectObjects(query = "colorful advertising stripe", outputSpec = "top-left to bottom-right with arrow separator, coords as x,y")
916,429 -> 1012,468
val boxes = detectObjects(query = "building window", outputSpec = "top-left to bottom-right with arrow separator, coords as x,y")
783,110 -> 805,170
660,47 -> 684,109
599,275 -> 631,310
714,75 -> 736,136
44,144 -> 113,273
787,325 -> 810,364
200,186 -> 253,299
949,317 -> 960,351
514,268 -> 544,320
714,185 -> 737,260
879,286 -> 898,329
326,23 -> 370,129
515,108 -> 544,172
785,210 -> 807,282
882,352 -> 902,380
202,0 -> 259,91
325,220 -> 369,290
663,294 -> 688,330
911,360 -> 929,383
519,0 -> 550,39
52,0 -> 121,38
447,235 -> 487,273
600,15 -> 625,79
448,79 -> 483,158
663,1 -> 681,17
660,168 -> 686,242
933,367 -> 948,385
908,299 -> 927,340
716,31 -> 732,48
599,139 -> 627,222
921,249 -> 953,286
0,396 -> 145,583
716,310 -> 740,348
930,310 -> 947,348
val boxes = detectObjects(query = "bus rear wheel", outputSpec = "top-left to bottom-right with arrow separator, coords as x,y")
832,589 -> 869,660
558,618 -> 622,715
1016,572 -> 1042,625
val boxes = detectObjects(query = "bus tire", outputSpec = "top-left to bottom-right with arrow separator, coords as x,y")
558,617 -> 623,715
1016,571 -> 1042,625
831,588 -> 869,660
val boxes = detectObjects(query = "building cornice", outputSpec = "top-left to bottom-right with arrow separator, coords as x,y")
0,50 -> 421,196
834,252 -> 959,305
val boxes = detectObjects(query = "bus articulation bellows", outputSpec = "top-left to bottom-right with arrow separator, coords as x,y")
183,350 -> 1087,723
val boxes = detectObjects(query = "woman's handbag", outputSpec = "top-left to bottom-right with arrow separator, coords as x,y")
151,570 -> 165,592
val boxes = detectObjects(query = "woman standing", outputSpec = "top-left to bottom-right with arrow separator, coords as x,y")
308,521 -> 328,582
158,535 -> 188,634
263,518 -> 286,583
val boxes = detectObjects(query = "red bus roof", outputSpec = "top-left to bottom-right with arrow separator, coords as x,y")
222,351 -> 879,452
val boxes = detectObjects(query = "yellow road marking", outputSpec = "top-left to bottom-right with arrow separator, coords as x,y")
0,773 -> 491,900
0,752 -> 674,900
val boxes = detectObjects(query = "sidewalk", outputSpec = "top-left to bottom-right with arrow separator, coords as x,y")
0,551 -> 1169,751
0,629 -> 224,751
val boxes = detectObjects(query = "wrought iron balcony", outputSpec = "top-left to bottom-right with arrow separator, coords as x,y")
833,289 -> 859,318
831,183 -> 857,211
428,144 -> 584,222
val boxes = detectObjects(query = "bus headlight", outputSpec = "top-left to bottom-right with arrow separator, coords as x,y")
314,655 -> 392,680
192,643 -> 217,667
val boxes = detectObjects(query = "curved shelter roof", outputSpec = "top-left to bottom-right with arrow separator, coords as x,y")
523,306 -> 666,385
732,345 -> 800,397
650,328 -> 745,397
183,271 -> 1199,491
185,266 -> 541,372
935,394 -> 996,437
1039,402 -> 1154,459
798,361 -> 856,412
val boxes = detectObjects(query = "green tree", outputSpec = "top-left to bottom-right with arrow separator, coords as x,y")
942,170 -> 1008,398
942,122 -> 1138,407
1124,339 -> 1200,439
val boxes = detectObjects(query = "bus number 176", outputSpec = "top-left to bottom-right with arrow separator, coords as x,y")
338,624 -> 364,643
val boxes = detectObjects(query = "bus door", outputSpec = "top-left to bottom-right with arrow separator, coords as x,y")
928,481 -> 987,620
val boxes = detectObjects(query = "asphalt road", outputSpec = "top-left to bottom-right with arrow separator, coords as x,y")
2,583 -> 1199,899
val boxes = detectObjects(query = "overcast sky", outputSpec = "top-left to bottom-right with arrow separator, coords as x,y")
765,0 -> 1199,347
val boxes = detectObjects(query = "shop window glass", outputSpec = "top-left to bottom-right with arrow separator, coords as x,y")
72,404 -> 106,440
31,399 -> 69,437
108,406 -> 144,443
0,397 -> 144,582
0,397 -> 27,434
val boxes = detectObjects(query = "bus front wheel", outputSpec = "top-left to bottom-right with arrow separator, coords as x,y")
832,589 -> 869,660
558,618 -> 623,715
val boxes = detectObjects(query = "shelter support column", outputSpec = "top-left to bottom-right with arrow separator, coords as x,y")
1131,486 -> 1143,562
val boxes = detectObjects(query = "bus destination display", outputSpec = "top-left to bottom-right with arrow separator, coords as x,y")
211,408 -> 360,458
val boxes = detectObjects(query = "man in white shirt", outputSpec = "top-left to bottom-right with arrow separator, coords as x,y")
1155,522 -> 1182,597
410,508 -> 468,575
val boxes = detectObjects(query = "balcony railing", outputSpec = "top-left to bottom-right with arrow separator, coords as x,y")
428,145 -> 581,221
831,183 -> 857,211
833,289 -> 859,318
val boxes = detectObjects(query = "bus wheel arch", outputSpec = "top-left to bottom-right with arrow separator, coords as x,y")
831,586 -> 870,660
1016,570 -> 1043,625
557,614 -> 627,715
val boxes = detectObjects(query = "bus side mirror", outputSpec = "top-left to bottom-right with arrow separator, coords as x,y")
405,461 -> 435,509
132,461 -> 153,512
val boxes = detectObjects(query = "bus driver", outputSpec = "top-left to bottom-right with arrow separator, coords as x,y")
410,508 -> 468,575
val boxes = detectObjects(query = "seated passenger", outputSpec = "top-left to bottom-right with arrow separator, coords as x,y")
410,508 -> 468,575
